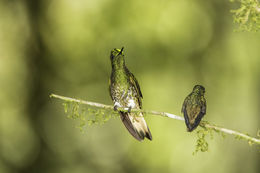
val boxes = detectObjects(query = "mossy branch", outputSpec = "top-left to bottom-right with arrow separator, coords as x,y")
50,94 -> 260,149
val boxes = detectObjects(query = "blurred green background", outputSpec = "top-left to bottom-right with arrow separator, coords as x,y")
0,0 -> 259,173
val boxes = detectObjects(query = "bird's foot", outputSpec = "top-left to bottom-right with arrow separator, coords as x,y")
113,105 -> 118,111
114,102 -> 121,111
127,107 -> 132,113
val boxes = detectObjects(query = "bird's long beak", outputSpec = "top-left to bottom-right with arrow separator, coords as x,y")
118,46 -> 124,56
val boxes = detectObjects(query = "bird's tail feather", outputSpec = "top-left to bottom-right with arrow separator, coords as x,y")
120,112 -> 152,141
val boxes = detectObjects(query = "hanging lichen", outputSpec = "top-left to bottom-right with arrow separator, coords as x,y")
50,94 -> 260,153
62,101 -> 118,132
193,121 -> 226,154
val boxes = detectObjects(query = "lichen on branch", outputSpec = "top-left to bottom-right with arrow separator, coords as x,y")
50,94 -> 260,152
62,101 -> 117,132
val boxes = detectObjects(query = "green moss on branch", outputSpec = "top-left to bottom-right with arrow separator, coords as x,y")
50,94 -> 260,151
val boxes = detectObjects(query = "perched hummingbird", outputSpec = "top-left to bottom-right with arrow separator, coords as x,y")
181,85 -> 206,132
109,47 -> 152,141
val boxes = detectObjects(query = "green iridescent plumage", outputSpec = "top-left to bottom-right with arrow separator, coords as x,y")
181,85 -> 206,132
109,47 -> 152,141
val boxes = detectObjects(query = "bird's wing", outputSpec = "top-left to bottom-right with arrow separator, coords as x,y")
182,96 -> 191,128
129,72 -> 143,98
181,96 -> 189,113
192,106 -> 205,129
108,78 -> 112,99
184,103 -> 201,131
186,103 -> 200,120
182,94 -> 206,132
129,71 -> 143,107
189,99 -> 206,131
201,96 -> 206,114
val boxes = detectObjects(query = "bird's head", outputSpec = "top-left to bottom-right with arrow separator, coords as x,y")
110,47 -> 125,66
192,85 -> 205,95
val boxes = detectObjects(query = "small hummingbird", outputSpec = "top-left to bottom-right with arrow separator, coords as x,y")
109,47 -> 152,141
181,85 -> 206,132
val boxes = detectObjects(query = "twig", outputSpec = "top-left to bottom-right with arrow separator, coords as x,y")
50,94 -> 260,145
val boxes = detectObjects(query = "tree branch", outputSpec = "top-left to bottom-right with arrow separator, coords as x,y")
50,94 -> 260,145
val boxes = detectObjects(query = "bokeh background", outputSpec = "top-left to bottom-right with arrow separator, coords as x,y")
0,0 -> 260,173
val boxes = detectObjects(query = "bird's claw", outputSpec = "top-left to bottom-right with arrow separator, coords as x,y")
114,105 -> 118,111
127,107 -> 132,113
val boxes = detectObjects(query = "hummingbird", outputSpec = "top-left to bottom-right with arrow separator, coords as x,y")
181,85 -> 206,132
109,47 -> 152,141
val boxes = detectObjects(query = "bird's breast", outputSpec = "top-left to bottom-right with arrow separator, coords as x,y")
127,98 -> 136,108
